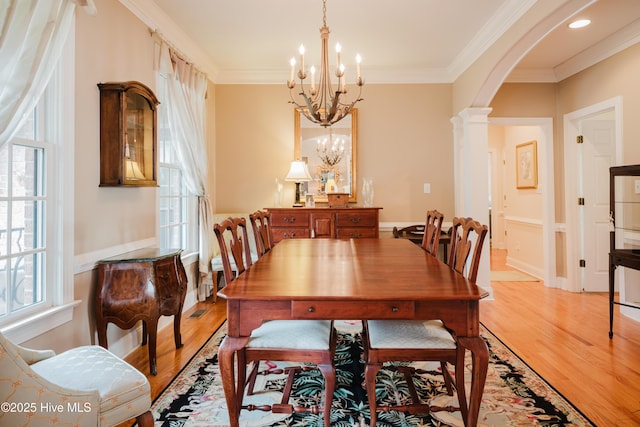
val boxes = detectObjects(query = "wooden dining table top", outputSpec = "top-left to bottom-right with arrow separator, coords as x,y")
219,238 -> 488,302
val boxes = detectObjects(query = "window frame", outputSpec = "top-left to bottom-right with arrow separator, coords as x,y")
0,22 -> 78,343
156,76 -> 199,258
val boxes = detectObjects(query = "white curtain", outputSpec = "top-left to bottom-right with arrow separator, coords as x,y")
0,0 -> 78,147
157,43 -> 213,296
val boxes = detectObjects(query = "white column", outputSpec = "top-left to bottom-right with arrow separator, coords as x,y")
453,107 -> 493,298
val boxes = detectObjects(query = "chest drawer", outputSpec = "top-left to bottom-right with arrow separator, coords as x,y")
336,228 -> 378,239
272,228 -> 311,242
335,211 -> 378,228
272,212 -> 310,227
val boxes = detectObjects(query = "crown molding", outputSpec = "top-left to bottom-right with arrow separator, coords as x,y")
505,68 -> 559,83
447,0 -> 537,81
506,18 -> 640,83
213,67 -> 454,85
118,0 -> 219,81
554,18 -> 640,82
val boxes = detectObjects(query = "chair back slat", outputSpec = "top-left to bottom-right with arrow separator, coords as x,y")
447,217 -> 488,282
249,210 -> 273,257
421,210 -> 444,256
213,217 -> 252,285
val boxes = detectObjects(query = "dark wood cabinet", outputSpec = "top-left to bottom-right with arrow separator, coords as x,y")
98,81 -> 159,187
267,207 -> 382,243
609,165 -> 640,338
95,248 -> 187,375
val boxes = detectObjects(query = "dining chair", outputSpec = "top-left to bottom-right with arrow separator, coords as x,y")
249,210 -> 273,257
362,216 -> 488,426
213,217 -> 337,425
421,209 -> 444,256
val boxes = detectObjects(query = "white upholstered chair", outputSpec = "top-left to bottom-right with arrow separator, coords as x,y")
0,330 -> 153,427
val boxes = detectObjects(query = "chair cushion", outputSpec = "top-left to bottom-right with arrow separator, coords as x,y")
367,319 -> 456,349
211,253 -> 259,272
31,345 -> 151,426
247,320 -> 332,350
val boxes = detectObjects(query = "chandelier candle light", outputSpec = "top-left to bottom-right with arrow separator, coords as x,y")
317,129 -> 345,167
287,0 -> 364,127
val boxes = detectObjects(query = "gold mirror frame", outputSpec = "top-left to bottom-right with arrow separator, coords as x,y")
294,108 -> 358,203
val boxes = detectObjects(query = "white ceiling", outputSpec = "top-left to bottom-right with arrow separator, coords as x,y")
139,0 -> 640,84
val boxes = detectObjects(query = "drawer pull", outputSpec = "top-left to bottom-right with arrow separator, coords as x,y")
350,217 -> 362,223
284,233 -> 289,238
350,232 -> 362,238
391,306 -> 399,313
308,307 -> 315,313
284,216 -> 296,222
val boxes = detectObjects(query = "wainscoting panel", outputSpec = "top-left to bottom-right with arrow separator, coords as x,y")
504,216 -> 543,279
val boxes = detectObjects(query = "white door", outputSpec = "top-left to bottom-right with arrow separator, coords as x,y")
580,118 -> 615,292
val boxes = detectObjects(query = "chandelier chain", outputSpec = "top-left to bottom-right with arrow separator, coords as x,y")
287,0 -> 364,127
322,0 -> 327,27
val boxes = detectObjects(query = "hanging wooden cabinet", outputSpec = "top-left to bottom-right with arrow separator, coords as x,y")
98,81 -> 159,187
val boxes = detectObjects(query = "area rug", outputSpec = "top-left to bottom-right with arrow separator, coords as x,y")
490,270 -> 539,282
151,321 -> 595,426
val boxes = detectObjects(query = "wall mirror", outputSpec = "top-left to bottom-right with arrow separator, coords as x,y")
294,108 -> 357,203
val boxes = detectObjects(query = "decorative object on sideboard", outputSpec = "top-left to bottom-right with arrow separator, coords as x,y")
327,192 -> 349,208
362,178 -> 374,207
287,0 -> 364,127
274,177 -> 283,207
285,160 -> 313,207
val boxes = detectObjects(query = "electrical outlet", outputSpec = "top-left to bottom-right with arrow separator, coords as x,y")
635,180 -> 640,194
423,183 -> 431,194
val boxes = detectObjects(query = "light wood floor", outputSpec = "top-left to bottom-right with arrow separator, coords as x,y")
121,248 -> 640,426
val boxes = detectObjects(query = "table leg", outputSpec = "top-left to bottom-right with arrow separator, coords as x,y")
458,336 -> 489,427
219,336 -> 250,427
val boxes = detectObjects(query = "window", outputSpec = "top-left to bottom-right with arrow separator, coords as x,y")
0,110 -> 46,319
157,81 -> 198,254
0,32 -> 75,343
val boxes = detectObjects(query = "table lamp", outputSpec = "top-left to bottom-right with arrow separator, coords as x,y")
285,160 -> 313,207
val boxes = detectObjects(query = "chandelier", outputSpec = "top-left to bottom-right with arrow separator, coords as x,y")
287,0 -> 364,127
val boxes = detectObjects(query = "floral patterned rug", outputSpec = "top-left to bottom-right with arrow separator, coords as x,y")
152,321 -> 595,426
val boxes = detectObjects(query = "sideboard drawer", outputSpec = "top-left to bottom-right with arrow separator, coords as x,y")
335,211 -> 378,228
336,228 -> 378,239
272,212 -> 310,227
272,228 -> 311,242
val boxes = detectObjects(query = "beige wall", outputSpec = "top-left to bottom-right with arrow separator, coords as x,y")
558,42 -> 640,164
22,0 -> 203,353
19,0 -> 640,354
214,83 -> 456,223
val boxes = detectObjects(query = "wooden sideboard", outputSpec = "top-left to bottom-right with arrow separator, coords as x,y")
266,207 -> 382,242
95,248 -> 187,375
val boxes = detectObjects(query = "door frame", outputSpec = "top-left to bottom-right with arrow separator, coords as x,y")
563,96 -> 622,293
489,117 -> 556,288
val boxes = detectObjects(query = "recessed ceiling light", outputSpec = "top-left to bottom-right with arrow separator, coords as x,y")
569,19 -> 591,29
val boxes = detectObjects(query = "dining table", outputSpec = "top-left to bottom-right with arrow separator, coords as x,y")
217,237 -> 489,427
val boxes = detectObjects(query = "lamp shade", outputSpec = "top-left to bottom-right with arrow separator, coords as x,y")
284,160 -> 313,182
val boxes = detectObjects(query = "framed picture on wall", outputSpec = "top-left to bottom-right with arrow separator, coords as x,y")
516,140 -> 538,189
